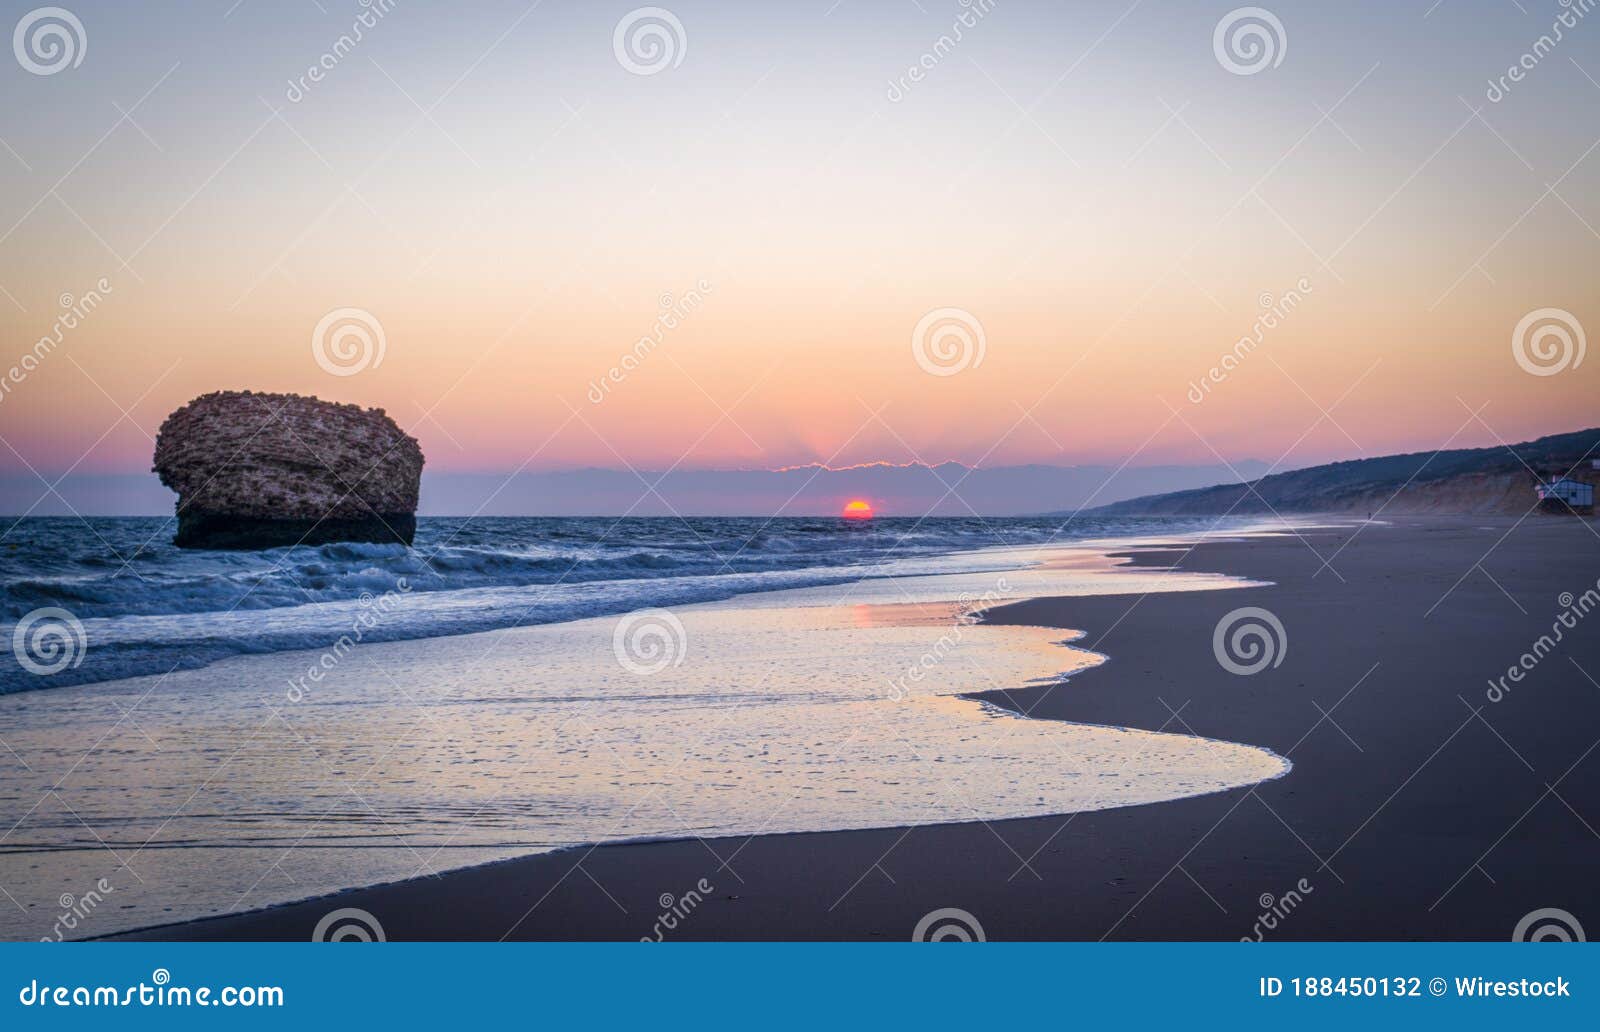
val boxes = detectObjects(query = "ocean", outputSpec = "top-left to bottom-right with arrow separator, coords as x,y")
1,514 -> 1246,694
0,514 -> 1291,940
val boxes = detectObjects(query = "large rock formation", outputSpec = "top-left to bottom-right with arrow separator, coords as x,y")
153,390 -> 424,550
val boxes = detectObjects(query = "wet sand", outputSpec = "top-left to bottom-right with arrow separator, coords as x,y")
124,516 -> 1600,940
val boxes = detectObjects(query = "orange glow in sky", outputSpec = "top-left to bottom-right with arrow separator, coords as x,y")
0,4 -> 1595,485
842,500 -> 874,520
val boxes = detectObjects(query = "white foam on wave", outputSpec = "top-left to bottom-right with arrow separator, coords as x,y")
0,515 -> 1258,693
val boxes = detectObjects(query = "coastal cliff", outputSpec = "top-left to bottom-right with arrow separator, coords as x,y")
1082,427 -> 1600,517
153,391 -> 424,549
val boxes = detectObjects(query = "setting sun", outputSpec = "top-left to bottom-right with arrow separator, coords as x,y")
842,500 -> 874,520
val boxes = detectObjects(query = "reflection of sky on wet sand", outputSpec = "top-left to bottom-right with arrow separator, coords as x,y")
0,540 -> 1285,940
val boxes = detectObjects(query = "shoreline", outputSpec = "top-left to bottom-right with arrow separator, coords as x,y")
100,659 -> 1299,945
15,520 -> 1284,941
0,513 -> 1266,696
117,514 -> 1600,941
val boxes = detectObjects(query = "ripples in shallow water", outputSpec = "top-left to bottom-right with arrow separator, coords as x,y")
0,542 -> 1288,940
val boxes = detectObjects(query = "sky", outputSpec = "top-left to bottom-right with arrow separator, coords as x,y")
0,0 -> 1597,511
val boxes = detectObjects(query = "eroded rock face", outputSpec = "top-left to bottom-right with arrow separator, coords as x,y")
153,391 -> 424,550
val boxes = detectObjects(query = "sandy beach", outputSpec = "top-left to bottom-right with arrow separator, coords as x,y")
116,516 -> 1600,941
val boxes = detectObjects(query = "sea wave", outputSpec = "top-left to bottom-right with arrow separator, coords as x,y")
0,514 -> 1243,693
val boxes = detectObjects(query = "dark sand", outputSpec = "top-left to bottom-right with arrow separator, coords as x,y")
124,517 -> 1600,940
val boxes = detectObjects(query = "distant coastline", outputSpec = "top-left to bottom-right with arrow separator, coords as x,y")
1085,426 -> 1600,517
